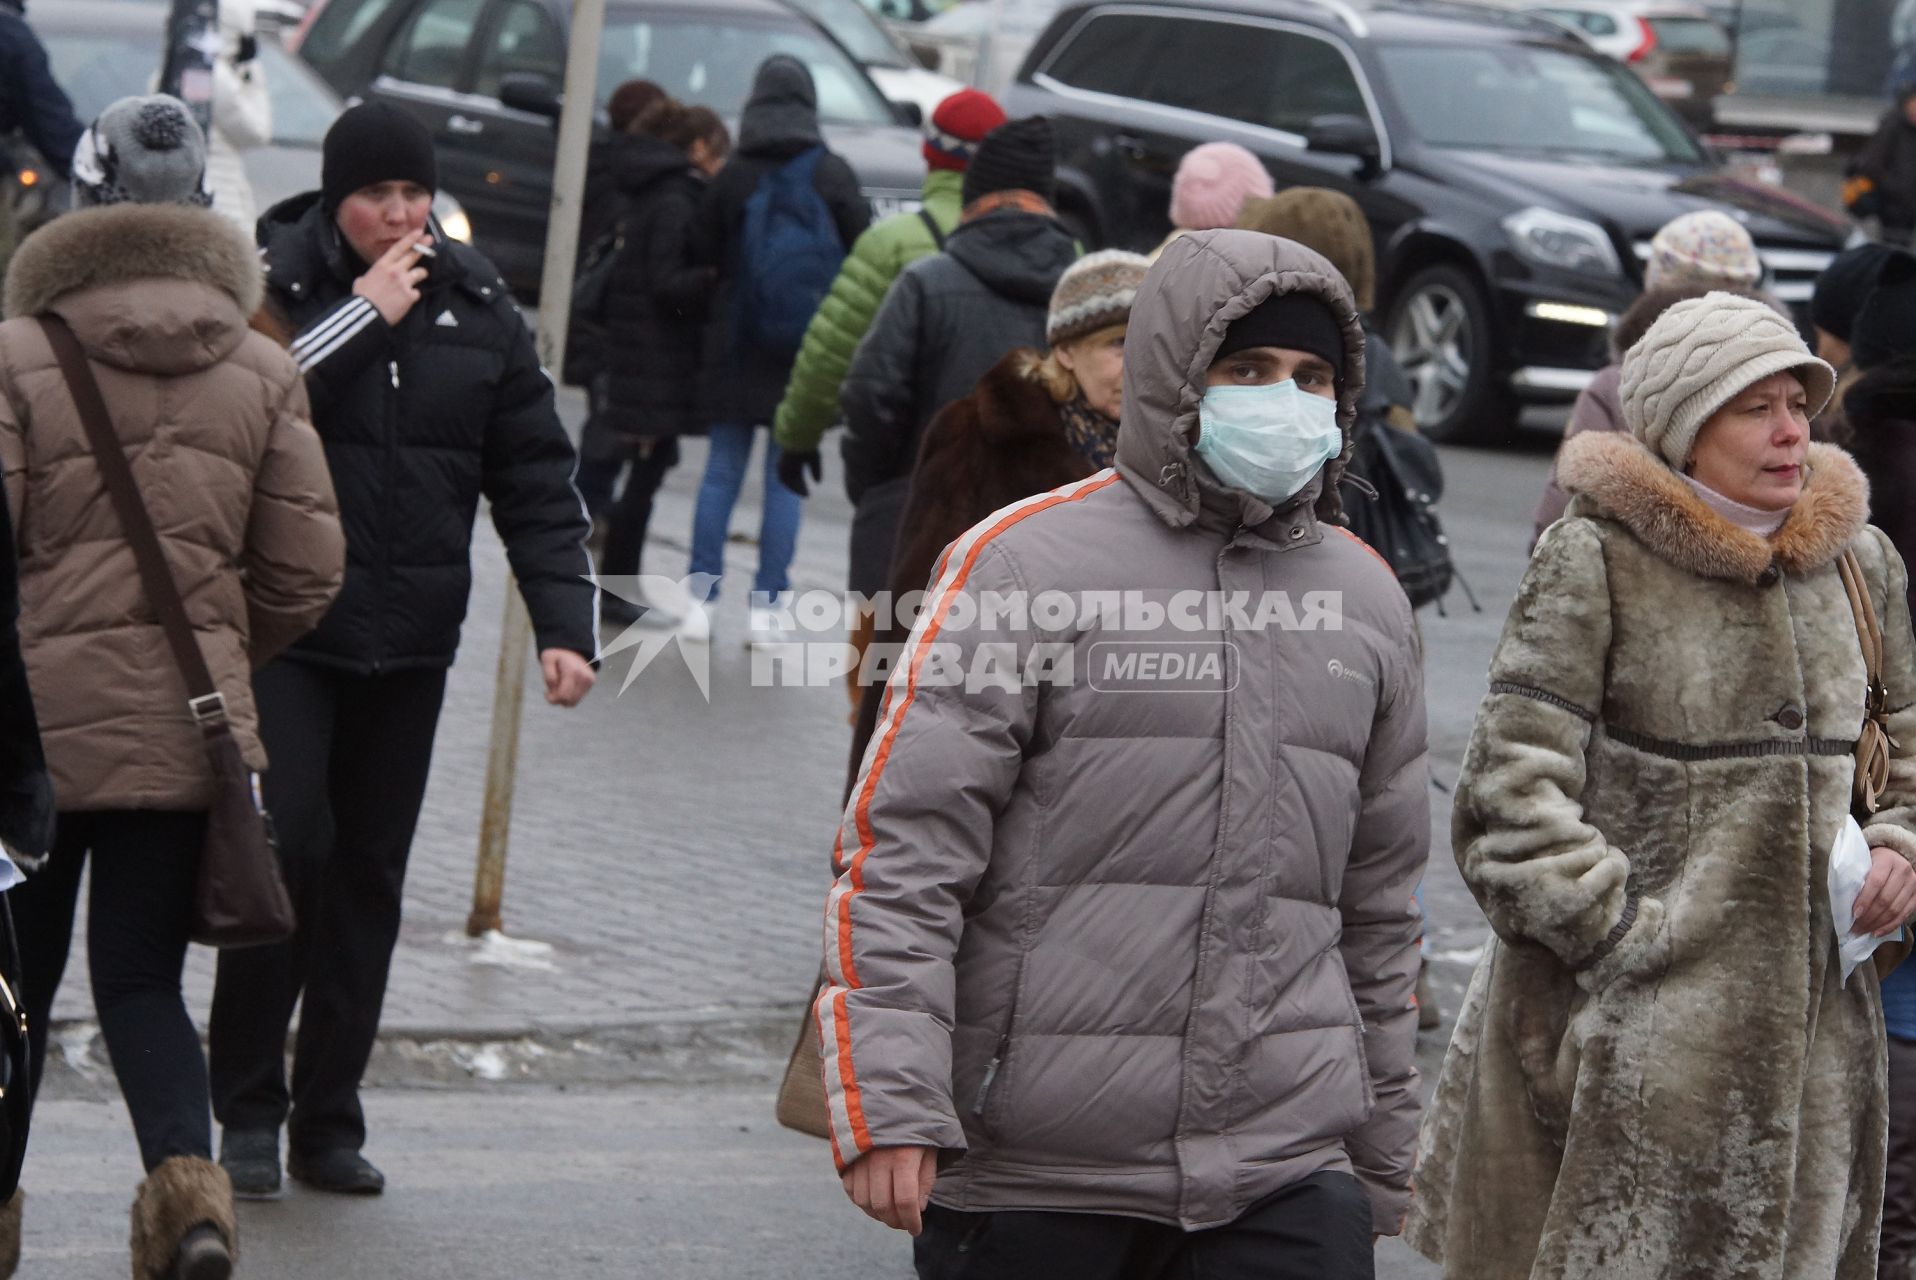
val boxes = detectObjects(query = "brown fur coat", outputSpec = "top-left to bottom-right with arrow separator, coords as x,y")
846,349 -> 1103,789
1408,432 -> 1916,1278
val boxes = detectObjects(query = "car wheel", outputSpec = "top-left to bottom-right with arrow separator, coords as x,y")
1387,264 -> 1514,444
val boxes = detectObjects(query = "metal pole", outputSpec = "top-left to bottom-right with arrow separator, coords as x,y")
467,0 -> 605,937
159,0 -> 219,132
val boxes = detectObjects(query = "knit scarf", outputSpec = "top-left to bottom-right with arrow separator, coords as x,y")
1060,397 -> 1119,468
961,190 -> 1055,223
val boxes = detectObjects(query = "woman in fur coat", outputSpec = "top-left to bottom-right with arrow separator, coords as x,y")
1406,291 -> 1916,1279
845,250 -> 1148,790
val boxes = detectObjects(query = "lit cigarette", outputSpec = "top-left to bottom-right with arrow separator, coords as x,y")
413,241 -> 437,258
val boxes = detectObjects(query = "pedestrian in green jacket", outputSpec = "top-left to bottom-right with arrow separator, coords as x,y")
772,89 -> 1004,492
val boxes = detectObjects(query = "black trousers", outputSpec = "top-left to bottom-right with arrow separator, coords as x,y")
913,1171 -> 1374,1280
600,437 -> 680,580
1886,1036 -> 1916,1269
208,659 -> 447,1155
14,809 -> 211,1172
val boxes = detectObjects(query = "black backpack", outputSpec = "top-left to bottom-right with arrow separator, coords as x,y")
1341,419 -> 1457,611
562,216 -> 626,387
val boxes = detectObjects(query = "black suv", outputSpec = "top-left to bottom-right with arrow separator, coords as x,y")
293,0 -> 928,294
1004,0 -> 1855,442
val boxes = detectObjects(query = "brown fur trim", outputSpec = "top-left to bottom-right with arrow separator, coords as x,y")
0,1188 -> 19,1279
1865,823 -> 1916,868
1557,432 -> 1870,583
128,1157 -> 235,1280
3,204 -> 263,321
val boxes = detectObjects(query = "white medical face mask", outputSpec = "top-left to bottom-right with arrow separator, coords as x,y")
1193,379 -> 1342,505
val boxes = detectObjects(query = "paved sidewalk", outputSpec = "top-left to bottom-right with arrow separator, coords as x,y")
53,392 -> 873,1064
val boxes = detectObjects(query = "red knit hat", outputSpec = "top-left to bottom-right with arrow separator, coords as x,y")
924,89 -> 1007,172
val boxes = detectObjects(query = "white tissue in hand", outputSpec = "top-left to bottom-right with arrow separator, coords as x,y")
1831,815 -> 1899,987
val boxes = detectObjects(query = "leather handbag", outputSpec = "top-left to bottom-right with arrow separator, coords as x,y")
775,973 -> 832,1140
37,315 -> 295,949
1836,547 -> 1912,980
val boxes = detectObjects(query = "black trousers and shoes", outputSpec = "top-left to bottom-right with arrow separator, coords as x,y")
14,810 -> 213,1171
913,1170 -> 1375,1280
600,438 -> 680,628
208,660 -> 447,1195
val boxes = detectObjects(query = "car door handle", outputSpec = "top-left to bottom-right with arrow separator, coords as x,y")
1115,133 -> 1151,161
448,114 -> 485,136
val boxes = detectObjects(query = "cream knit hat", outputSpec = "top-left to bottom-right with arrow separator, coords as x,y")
1619,292 -> 1835,470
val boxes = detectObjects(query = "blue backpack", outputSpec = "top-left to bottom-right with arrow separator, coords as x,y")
733,147 -> 844,355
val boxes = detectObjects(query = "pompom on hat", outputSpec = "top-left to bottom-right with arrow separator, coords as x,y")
1619,291 -> 1834,470
71,95 -> 211,209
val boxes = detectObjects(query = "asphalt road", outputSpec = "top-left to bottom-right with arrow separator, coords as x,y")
21,419 -> 1567,1278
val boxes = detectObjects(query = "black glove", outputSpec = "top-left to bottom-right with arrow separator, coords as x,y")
777,448 -> 823,497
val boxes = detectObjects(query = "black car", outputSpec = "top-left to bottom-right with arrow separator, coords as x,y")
1004,0 -> 1855,442
292,0 -> 928,294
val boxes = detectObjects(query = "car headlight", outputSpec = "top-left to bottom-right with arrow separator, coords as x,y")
1502,206 -> 1621,278
434,193 -> 474,245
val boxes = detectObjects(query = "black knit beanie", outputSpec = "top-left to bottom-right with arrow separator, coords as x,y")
322,102 -> 437,213
962,116 -> 1056,207
1812,242 -> 1897,343
1214,292 -> 1346,377
1851,250 -> 1916,371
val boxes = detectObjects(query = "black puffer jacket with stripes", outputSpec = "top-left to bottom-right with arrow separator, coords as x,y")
257,192 -> 596,673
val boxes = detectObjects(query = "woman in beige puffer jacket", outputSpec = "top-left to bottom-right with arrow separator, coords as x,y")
0,96 -> 341,1280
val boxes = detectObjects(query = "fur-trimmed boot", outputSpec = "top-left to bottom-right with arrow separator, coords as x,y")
0,1188 -> 21,1278
128,1157 -> 235,1280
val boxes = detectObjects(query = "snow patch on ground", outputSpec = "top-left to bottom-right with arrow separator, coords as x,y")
440,929 -> 558,971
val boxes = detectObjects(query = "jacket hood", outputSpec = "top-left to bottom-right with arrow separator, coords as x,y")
1115,229 -> 1366,532
1844,356 -> 1916,434
738,55 -> 822,157
1556,431 -> 1869,583
3,202 -> 262,375
612,132 -> 696,195
946,210 -> 1077,307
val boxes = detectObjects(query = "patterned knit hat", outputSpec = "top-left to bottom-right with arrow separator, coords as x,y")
1169,142 -> 1272,232
1047,250 -> 1150,347
71,95 -> 211,209
924,89 -> 1006,172
1644,210 -> 1763,293
1620,292 -> 1834,469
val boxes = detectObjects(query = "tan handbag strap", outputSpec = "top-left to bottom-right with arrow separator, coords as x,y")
1838,548 -> 1895,814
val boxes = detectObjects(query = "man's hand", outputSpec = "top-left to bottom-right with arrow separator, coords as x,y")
540,648 -> 596,707
841,1145 -> 937,1235
1854,845 -> 1916,937
777,449 -> 823,498
352,237 -> 430,325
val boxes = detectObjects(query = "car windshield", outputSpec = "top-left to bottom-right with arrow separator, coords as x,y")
1378,41 -> 1704,164
783,0 -> 911,68
597,15 -> 896,125
40,28 -> 342,148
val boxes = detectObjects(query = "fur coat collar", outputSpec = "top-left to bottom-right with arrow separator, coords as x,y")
2,202 -> 263,321
1556,430 -> 1869,585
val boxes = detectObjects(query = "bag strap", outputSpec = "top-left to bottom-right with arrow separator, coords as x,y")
35,315 -> 227,728
1839,547 -> 1895,814
917,206 -> 947,251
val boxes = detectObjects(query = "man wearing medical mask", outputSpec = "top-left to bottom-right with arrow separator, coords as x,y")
820,230 -> 1428,1278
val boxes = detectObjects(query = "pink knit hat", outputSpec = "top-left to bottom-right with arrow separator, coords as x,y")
1169,142 -> 1273,231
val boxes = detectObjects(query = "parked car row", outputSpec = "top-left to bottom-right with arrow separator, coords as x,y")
1002,0 -> 1852,443
290,0 -> 934,294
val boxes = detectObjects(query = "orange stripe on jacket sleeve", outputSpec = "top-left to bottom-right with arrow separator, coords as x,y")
822,472 -> 1120,1160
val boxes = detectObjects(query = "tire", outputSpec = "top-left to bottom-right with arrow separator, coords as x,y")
1386,263 -> 1516,445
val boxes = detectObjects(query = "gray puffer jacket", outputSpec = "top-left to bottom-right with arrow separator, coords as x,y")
817,230 -> 1430,1233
